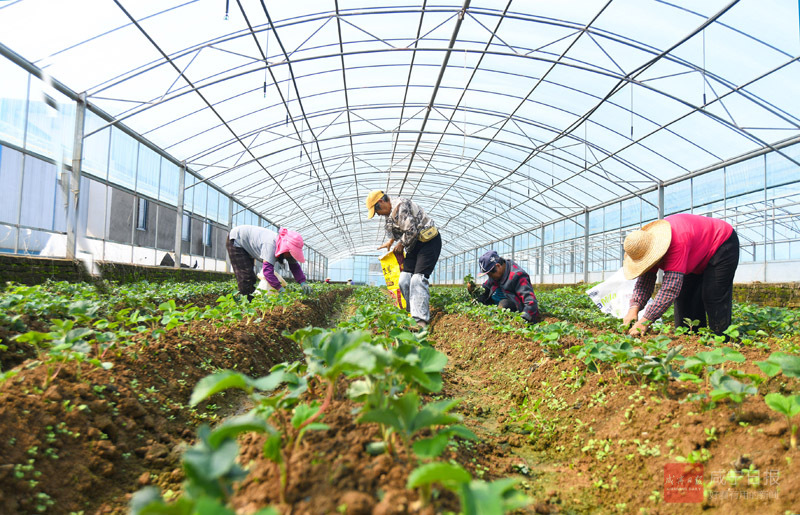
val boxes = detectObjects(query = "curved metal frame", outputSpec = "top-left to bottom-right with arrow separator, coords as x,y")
4,1 -> 798,261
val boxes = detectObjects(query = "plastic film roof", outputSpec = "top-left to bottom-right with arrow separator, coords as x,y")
1,0 -> 799,260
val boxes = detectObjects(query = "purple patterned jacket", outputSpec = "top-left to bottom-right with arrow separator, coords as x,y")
478,259 -> 540,323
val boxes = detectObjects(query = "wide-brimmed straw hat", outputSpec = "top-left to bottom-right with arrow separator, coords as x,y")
622,219 -> 672,280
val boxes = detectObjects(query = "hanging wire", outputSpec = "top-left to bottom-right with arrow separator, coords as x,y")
462,48 -> 467,167
285,72 -> 290,126
264,31 -> 269,98
702,30 -> 707,105
630,85 -> 634,140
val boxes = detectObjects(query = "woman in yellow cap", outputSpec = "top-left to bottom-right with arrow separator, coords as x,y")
621,214 -> 739,336
365,190 -> 441,329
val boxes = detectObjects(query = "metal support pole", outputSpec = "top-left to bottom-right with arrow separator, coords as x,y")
657,182 -> 665,285
174,162 -> 186,268
763,154 -> 768,282
539,225 -> 545,282
226,192 -> 233,273
66,93 -> 86,260
583,210 -> 590,283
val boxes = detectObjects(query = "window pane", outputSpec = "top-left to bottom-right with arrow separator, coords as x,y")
0,59 -> 28,148
693,169 -> 724,209
0,146 -> 24,224
642,189 -> 659,222
136,198 -> 148,230
20,156 -> 57,230
620,197 -> 638,227
589,209 -> 603,235
25,77 -> 75,161
159,160 -> 179,205
604,203 -> 620,231
767,143 -> 800,188
82,111 -> 109,179
664,180 -> 691,215
108,128 -> 137,190
136,145 -> 161,199
207,187 -> 219,223
218,194 -> 230,225
193,182 -> 208,218
184,173 -> 195,212
182,213 -> 191,241
727,156 -> 764,198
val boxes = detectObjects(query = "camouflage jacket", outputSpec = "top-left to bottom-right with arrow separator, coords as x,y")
385,198 -> 435,250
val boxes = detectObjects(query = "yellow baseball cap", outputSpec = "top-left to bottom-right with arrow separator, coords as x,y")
365,190 -> 384,219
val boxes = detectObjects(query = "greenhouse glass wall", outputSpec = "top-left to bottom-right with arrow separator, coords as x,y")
0,51 -> 327,280
1,1 -> 799,286
431,139 -> 800,285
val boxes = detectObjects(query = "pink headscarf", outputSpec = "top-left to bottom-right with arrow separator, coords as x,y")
275,228 -> 305,263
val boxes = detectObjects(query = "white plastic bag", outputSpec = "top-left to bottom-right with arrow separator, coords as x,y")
586,268 -> 638,319
256,270 -> 287,294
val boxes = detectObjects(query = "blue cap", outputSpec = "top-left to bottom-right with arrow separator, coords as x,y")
478,250 -> 500,276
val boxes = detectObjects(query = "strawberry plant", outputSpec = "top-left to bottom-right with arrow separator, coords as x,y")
407,461 -> 531,512
764,393 -> 800,449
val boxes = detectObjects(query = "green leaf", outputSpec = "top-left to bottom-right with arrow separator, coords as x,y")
407,462 -> 471,489
412,433 -> 450,459
190,371 -> 252,407
208,414 -> 272,448
418,346 -> 448,373
459,478 -> 531,515
756,359 -> 782,377
291,403 -> 321,429
262,432 -> 283,464
193,496 -> 236,515
756,353 -> 800,378
346,379 -> 372,399
186,438 -> 239,479
358,407 -> 403,433
764,393 -> 800,418
446,424 -> 479,441
677,372 -> 701,384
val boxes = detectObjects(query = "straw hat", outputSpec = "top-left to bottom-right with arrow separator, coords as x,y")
622,219 -> 672,280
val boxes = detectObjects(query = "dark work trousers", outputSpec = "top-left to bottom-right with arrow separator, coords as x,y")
402,233 -> 442,277
226,237 -> 257,297
673,230 -> 739,335
498,298 -> 519,311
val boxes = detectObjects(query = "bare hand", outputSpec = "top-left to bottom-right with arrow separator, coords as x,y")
621,306 -> 639,329
467,282 -> 475,293
628,320 -> 649,337
393,243 -> 404,255
377,241 -> 391,251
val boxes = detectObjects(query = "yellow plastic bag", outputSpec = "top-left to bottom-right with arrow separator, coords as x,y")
379,250 -> 406,309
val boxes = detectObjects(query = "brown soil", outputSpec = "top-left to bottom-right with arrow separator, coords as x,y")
2,291 -> 799,515
431,312 -> 800,514
0,290 -> 350,514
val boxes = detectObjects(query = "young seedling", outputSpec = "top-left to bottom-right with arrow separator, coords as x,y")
709,369 -> 757,419
764,393 -> 800,449
407,462 -> 531,512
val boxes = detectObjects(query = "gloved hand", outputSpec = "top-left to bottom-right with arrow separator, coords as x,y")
521,312 -> 534,324
300,282 -> 312,295
277,287 -> 286,293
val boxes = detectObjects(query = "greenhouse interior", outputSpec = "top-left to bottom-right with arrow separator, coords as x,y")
0,1 -> 799,514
